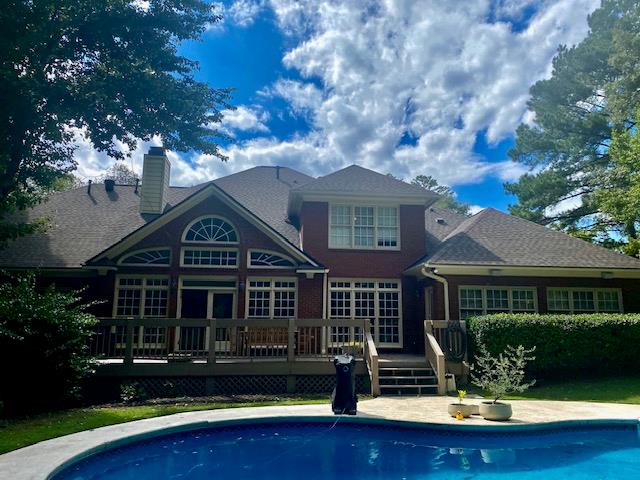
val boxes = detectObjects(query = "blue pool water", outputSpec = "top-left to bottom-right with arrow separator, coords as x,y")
53,420 -> 640,479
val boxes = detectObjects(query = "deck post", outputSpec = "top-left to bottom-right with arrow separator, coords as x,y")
207,318 -> 217,364
287,317 -> 296,362
124,322 -> 134,365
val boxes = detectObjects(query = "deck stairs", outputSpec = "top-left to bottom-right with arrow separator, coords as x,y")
378,355 -> 439,396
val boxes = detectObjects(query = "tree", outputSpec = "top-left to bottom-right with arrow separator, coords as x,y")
51,174 -> 85,192
505,0 -> 640,251
595,109 -> 640,256
0,273 -> 97,415
411,175 -> 471,215
471,345 -> 536,404
0,1 -> 232,247
97,162 -> 140,185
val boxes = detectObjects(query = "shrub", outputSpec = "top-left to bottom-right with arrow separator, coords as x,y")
467,313 -> 640,378
120,382 -> 147,403
0,273 -> 97,415
471,345 -> 536,402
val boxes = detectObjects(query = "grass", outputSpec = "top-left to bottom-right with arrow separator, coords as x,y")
501,375 -> 640,404
0,396 -> 329,455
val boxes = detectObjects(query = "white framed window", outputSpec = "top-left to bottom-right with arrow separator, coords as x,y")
119,248 -> 171,266
114,276 -> 170,317
246,278 -> 297,318
182,215 -> 238,243
113,276 -> 170,349
547,288 -> 622,313
180,247 -> 238,268
329,279 -> 402,347
459,286 -> 537,319
329,205 -> 399,249
248,249 -> 296,268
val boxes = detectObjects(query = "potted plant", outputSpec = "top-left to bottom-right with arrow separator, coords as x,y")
471,344 -> 536,421
447,389 -> 475,418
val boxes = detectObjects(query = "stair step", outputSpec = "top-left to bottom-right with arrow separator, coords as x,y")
379,368 -> 433,377
379,384 -> 439,396
379,377 -> 436,386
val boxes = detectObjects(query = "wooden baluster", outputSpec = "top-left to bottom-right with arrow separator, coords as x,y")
124,322 -> 134,365
208,318 -> 217,364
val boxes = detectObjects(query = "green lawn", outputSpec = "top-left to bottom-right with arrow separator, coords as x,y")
502,375 -> 640,404
0,397 -> 329,455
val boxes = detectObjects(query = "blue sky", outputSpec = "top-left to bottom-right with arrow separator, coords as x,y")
74,0 -> 601,213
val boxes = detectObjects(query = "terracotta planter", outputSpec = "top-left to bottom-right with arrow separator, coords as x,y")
479,401 -> 512,421
447,403 -> 475,418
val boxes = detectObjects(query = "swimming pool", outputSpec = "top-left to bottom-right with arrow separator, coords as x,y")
52,419 -> 640,479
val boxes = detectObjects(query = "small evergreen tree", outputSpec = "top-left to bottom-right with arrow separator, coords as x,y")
0,273 -> 97,415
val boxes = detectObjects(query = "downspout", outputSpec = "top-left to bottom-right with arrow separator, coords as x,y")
420,266 -> 450,321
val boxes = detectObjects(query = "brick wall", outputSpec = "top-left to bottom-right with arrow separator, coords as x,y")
107,194 -> 321,319
299,202 -> 427,278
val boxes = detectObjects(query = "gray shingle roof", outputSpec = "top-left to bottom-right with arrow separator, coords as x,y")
292,165 -> 439,200
0,166 -> 312,268
424,206 -> 468,252
423,208 -> 640,269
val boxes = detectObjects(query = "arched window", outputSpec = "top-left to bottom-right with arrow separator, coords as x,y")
183,216 -> 238,243
119,248 -> 171,266
249,250 -> 296,268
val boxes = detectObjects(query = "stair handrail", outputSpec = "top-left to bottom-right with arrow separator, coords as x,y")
424,320 -> 446,395
363,321 -> 380,396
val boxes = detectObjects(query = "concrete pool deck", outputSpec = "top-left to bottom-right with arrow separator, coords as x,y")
2,396 -> 640,479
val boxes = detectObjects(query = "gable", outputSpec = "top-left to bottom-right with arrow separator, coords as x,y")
115,193 -> 303,268
89,183 -> 319,268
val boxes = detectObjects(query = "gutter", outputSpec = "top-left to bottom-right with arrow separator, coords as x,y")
420,266 -> 450,321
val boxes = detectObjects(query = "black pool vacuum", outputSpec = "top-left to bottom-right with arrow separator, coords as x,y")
331,354 -> 357,415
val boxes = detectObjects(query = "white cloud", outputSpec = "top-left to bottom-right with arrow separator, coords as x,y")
257,0 -> 599,186
220,105 -> 270,133
469,205 -> 485,215
227,0 -> 264,27
73,0 -> 601,192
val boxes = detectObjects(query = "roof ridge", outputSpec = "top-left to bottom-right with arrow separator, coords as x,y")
441,208 -> 489,241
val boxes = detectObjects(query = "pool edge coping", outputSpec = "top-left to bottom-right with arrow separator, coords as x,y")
45,414 -> 640,480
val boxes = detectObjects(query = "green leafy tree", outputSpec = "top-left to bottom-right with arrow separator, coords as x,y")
595,109 -> 640,256
51,174 -> 85,192
97,162 -> 140,185
506,0 -> 640,249
0,273 -> 97,415
0,1 -> 232,247
471,344 -> 536,404
411,175 -> 471,215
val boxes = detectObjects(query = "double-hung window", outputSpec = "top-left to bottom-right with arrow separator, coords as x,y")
329,205 -> 399,249
459,286 -> 537,319
246,279 -> 297,318
547,288 -> 622,313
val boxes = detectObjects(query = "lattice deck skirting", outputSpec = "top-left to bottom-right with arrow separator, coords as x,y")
120,374 -> 370,398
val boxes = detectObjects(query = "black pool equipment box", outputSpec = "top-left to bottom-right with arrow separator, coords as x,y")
331,354 -> 357,415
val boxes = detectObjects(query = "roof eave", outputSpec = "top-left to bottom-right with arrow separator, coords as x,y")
409,262 -> 640,279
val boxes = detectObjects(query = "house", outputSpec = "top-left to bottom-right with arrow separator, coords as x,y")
3,147 -> 640,396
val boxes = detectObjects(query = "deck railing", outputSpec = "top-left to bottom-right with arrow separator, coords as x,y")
424,320 -> 447,395
363,322 -> 380,396
90,317 -> 371,364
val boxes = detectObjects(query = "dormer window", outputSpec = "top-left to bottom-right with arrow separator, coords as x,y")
329,205 -> 399,249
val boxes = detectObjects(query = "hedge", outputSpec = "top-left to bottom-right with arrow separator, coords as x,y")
466,313 -> 640,378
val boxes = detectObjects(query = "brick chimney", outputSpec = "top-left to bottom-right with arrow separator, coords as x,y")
139,146 -> 171,214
